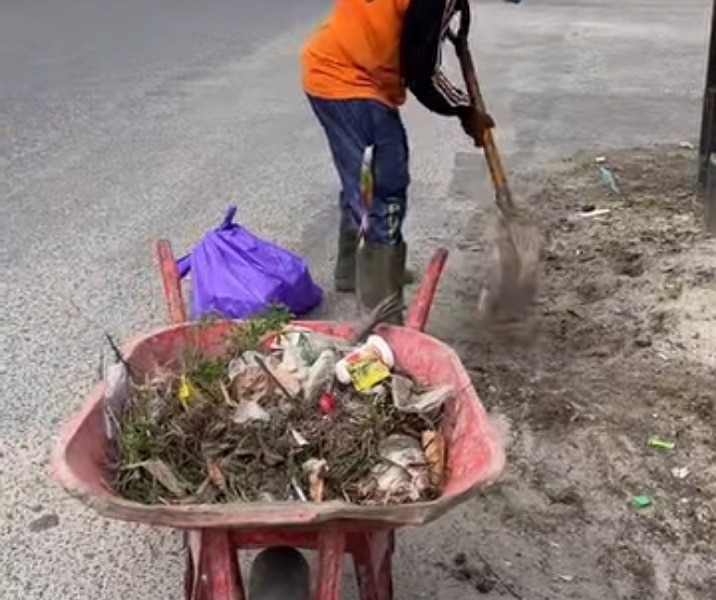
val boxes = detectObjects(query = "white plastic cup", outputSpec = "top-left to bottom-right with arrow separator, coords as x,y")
335,335 -> 395,385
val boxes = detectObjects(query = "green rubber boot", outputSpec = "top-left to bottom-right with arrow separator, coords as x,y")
397,242 -> 415,286
337,233 -> 414,293
334,226 -> 359,293
356,241 -> 406,325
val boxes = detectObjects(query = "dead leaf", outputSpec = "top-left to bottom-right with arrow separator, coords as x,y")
291,477 -> 308,502
257,435 -> 285,467
141,459 -> 187,497
309,474 -> 324,502
206,460 -> 227,492
177,478 -> 218,504
219,382 -> 235,405
230,361 -> 270,403
422,430 -> 446,487
290,428 -> 309,447
303,458 -> 328,502
267,364 -> 302,397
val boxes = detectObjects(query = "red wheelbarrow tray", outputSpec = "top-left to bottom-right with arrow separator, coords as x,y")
51,319 -> 505,531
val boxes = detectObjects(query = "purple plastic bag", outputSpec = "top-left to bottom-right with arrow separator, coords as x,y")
176,206 -> 322,320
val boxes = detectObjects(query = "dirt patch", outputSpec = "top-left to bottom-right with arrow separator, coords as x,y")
27,513 -> 60,533
455,146 -> 715,600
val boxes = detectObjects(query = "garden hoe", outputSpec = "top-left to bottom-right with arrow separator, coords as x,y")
450,9 -> 540,323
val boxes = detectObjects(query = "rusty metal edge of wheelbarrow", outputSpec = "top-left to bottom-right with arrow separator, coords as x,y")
50,320 -> 506,532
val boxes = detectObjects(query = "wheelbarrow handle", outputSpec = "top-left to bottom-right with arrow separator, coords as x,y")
405,248 -> 449,332
155,239 -> 188,324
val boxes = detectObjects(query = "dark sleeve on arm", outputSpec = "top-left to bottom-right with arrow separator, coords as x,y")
400,0 -> 471,116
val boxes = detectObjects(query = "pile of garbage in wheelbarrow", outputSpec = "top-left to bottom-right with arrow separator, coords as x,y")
108,305 -> 453,507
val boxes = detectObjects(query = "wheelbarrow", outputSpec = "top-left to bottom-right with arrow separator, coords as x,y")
51,241 -> 505,600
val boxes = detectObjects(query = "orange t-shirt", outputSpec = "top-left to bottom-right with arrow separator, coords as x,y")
301,0 -> 411,108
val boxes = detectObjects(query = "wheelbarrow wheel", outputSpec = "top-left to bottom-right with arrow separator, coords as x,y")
248,547 -> 311,600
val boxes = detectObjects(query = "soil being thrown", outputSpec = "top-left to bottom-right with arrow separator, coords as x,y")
443,146 -> 714,600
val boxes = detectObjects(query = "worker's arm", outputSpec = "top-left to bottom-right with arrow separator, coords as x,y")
400,0 -> 493,144
400,0 -> 471,116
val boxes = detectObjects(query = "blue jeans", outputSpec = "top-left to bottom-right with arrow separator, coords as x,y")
308,96 -> 410,246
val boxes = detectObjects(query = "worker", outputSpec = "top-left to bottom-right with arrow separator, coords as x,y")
302,0 -> 494,319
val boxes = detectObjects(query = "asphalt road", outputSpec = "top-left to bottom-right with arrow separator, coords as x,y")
0,0 -> 709,598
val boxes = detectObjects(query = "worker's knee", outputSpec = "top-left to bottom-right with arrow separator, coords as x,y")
372,117 -> 410,198
369,115 -> 409,245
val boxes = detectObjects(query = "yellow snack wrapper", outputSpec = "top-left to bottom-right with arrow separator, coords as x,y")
346,358 -> 390,392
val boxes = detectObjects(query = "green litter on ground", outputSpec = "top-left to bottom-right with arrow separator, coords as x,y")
631,495 -> 653,509
648,436 -> 676,450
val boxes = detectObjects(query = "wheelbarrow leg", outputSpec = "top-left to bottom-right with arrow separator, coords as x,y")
186,529 -> 244,600
315,529 -> 346,600
352,530 -> 394,600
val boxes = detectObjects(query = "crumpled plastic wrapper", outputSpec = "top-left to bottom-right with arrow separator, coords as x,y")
365,434 -> 430,503
303,349 -> 339,401
280,343 -> 309,383
391,375 -> 454,414
233,400 -> 271,425
275,328 -> 350,372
